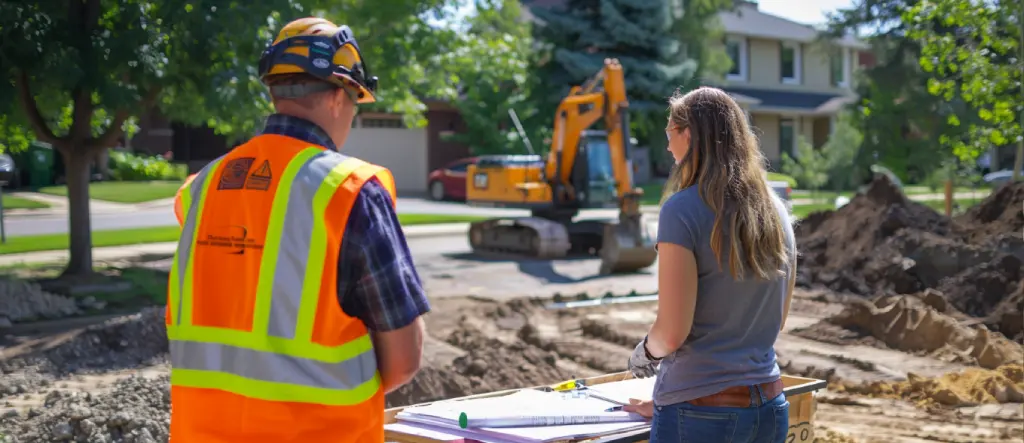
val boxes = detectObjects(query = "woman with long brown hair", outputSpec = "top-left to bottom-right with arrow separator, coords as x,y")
623,87 -> 797,443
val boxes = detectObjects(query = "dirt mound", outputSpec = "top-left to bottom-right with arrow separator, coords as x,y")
796,175 -> 1024,343
796,293 -> 1022,369
958,181 -> 1024,243
835,364 -> 1024,407
0,375 -> 170,443
0,308 -> 168,399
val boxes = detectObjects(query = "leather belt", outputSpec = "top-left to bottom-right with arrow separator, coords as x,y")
686,379 -> 784,408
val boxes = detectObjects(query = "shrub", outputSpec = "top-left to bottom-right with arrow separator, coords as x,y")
108,150 -> 187,181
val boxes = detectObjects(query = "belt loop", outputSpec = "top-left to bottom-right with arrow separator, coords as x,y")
755,384 -> 767,405
748,385 -> 759,407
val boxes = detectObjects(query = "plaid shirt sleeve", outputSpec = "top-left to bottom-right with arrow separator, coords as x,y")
337,178 -> 430,332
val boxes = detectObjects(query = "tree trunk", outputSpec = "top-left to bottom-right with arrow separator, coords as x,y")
62,146 -> 95,276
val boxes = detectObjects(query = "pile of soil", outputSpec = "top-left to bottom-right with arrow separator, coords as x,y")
793,293 -> 1022,369
834,364 -> 1024,407
0,308 -> 169,399
796,178 -> 1024,341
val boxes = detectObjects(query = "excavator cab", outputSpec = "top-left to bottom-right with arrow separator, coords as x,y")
569,130 -> 619,209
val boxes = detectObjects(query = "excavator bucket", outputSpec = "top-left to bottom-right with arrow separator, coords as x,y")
598,215 -> 658,274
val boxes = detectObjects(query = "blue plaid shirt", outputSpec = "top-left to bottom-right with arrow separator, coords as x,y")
260,113 -> 430,332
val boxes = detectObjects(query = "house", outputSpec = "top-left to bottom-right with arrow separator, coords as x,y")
715,1 -> 871,166
522,0 -> 873,168
130,99 -> 470,194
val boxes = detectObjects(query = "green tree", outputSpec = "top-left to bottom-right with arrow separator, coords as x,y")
528,0 -> 730,154
822,111 -> 865,192
439,0 -> 541,156
781,138 -> 831,194
903,0 -> 1024,179
0,0 -> 456,276
824,0 -> 972,183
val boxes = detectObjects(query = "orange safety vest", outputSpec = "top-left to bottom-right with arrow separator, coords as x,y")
167,133 -> 397,442
173,173 -> 197,225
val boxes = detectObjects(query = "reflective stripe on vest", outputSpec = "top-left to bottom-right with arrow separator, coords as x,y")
167,148 -> 381,406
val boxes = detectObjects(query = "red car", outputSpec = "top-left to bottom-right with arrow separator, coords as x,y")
427,157 -> 478,201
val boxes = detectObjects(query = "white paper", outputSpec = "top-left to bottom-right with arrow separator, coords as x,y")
393,389 -> 650,443
584,377 -> 656,406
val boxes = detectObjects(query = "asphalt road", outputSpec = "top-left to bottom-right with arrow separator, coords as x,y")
4,197 -> 619,237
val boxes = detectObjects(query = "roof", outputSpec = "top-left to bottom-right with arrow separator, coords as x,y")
720,2 -> 867,49
720,86 -> 857,113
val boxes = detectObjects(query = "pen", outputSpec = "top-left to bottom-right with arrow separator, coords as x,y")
605,405 -> 624,412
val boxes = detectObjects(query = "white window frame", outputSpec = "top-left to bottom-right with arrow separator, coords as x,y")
780,118 -> 796,158
725,36 -> 748,82
832,48 -> 850,88
780,41 -> 801,85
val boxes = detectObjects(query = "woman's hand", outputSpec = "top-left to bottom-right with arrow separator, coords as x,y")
622,398 -> 654,419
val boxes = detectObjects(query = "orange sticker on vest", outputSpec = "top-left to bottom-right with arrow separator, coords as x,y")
218,157 -> 255,190
245,160 -> 273,191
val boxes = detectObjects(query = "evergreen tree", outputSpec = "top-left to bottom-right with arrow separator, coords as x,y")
529,0 -> 701,147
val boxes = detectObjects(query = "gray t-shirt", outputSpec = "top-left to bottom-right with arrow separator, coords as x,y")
652,185 -> 795,406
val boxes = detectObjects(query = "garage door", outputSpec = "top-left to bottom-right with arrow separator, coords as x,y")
342,127 -> 428,194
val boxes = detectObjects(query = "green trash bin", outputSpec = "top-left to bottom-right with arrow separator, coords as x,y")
24,141 -> 56,189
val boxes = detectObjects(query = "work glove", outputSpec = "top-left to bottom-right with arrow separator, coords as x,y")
627,336 -> 660,378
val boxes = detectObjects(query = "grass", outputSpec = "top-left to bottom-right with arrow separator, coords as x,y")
2,195 -> 50,210
790,197 -> 981,219
791,185 -> 987,202
0,214 -> 488,255
38,180 -> 185,203
641,172 -> 800,205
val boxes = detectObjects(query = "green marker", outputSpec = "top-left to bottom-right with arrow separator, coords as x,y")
459,412 -> 468,429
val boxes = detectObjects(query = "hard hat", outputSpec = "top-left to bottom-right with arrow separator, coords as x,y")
258,17 -> 378,104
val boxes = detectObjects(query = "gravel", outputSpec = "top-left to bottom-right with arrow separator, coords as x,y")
0,375 -> 170,443
0,279 -> 80,325
0,308 -> 168,401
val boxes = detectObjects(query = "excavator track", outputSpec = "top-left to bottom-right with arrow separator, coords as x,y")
467,215 -> 658,274
468,217 -> 572,259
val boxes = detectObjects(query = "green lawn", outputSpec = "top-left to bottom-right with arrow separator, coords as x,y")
791,186 -> 986,202
2,195 -> 50,210
0,214 -> 488,255
641,172 -> 799,206
790,197 -> 980,219
39,180 -> 185,204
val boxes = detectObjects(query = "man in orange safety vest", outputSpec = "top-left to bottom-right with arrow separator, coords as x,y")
167,17 -> 429,442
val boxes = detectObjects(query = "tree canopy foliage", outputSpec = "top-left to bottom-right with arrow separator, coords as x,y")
824,0 -> 973,182
0,0 -> 462,275
902,0 -> 1023,178
439,0 -> 543,156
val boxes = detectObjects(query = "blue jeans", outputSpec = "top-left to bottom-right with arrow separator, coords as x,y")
649,390 -> 789,443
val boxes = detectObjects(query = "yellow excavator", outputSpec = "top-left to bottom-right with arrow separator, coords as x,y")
464,58 -> 658,274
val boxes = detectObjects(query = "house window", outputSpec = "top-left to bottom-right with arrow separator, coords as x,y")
780,42 -> 801,85
831,48 -> 850,87
726,36 -> 747,81
780,118 -> 796,158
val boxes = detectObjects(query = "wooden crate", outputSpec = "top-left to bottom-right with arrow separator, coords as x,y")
385,372 -> 828,443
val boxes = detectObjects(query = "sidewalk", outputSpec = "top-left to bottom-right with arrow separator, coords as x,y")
4,192 -> 138,217
0,223 -> 474,266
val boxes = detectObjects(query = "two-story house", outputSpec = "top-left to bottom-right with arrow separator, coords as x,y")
716,1 -> 870,166
522,0 -> 872,168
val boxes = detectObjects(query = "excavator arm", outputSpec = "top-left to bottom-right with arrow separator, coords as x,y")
544,59 -> 639,207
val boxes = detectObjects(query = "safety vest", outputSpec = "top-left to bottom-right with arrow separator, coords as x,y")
167,133 -> 397,442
